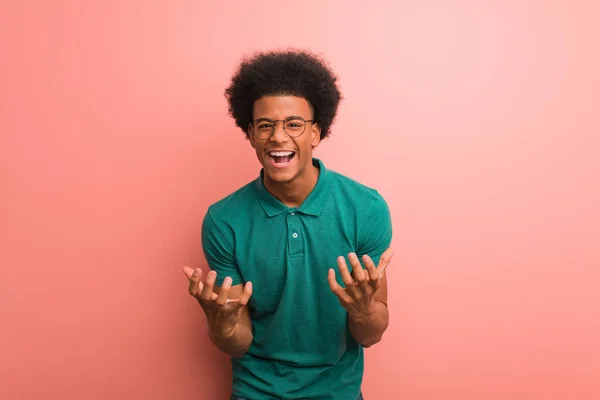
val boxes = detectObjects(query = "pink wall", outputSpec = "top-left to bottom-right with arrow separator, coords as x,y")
1,1 -> 599,399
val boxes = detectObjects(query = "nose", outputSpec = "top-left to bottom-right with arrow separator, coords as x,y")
269,121 -> 289,143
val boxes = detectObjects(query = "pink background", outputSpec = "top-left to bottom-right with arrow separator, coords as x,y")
1,1 -> 599,399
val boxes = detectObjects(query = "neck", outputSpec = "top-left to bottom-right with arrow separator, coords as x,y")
264,163 -> 320,208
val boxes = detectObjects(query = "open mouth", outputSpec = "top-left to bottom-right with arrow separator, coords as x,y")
267,150 -> 296,168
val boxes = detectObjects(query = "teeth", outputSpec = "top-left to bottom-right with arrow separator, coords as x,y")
269,151 -> 294,156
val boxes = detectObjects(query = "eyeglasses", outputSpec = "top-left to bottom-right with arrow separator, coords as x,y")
249,116 -> 314,140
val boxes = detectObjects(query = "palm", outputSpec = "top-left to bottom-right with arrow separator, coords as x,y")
182,266 -> 252,335
327,247 -> 393,314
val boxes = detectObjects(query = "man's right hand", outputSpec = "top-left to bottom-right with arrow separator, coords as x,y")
183,267 -> 253,340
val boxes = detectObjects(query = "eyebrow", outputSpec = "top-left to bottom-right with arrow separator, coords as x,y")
254,115 -> 305,122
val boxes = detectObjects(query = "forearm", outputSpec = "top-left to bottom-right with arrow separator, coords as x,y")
208,322 -> 253,358
348,300 -> 389,348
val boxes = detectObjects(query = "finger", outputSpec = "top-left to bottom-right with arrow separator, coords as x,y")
337,256 -> 356,289
327,268 -> 341,293
361,254 -> 379,281
376,247 -> 395,278
216,276 -> 232,305
200,270 -> 216,300
361,255 -> 381,292
187,268 -> 203,297
182,266 -> 195,279
328,268 -> 353,303
348,253 -> 366,283
237,281 -> 253,306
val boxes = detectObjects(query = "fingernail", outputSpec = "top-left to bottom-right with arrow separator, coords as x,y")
193,268 -> 200,276
349,253 -> 358,260
224,276 -> 232,285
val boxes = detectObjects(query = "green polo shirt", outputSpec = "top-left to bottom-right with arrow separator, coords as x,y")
201,158 -> 392,400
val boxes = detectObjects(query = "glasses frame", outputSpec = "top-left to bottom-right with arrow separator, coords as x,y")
249,116 -> 315,140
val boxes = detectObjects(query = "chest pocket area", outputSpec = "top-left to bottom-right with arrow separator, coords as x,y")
242,237 -> 288,316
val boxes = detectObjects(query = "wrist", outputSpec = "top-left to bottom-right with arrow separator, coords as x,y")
348,301 -> 378,324
208,322 -> 237,341
208,322 -> 252,358
348,301 -> 389,348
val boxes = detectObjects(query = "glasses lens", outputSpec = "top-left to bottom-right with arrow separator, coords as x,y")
284,118 -> 306,137
252,118 -> 307,139
254,120 -> 274,139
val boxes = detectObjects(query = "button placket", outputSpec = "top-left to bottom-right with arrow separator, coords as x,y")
287,211 -> 303,255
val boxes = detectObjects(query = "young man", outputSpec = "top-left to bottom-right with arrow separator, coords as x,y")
183,50 -> 393,400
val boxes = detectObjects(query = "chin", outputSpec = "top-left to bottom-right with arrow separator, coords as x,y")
265,168 -> 298,184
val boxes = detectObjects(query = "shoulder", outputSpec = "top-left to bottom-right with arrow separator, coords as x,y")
327,168 -> 388,209
202,180 -> 258,238
325,166 -> 392,251
205,180 -> 257,219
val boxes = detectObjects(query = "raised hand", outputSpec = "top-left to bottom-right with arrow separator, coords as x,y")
327,248 -> 393,319
183,266 -> 252,339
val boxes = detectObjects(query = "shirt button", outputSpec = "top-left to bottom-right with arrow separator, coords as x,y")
292,232 -> 298,238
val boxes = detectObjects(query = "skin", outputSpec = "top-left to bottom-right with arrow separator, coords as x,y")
184,95 -> 392,355
183,267 -> 253,357
249,95 -> 322,208
328,248 -> 393,347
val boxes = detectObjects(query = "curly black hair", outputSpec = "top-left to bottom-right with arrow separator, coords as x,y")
224,49 -> 342,140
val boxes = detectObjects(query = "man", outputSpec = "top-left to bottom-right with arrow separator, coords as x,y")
183,50 -> 393,400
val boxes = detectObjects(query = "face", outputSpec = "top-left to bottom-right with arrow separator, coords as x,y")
249,95 -> 321,185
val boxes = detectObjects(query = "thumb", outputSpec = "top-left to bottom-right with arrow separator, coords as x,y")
182,266 -> 195,279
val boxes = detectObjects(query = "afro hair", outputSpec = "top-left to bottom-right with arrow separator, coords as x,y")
224,49 -> 342,140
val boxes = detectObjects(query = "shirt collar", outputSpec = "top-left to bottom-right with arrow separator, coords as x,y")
254,158 -> 331,217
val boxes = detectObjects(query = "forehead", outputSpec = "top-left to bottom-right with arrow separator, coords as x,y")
252,95 -> 312,119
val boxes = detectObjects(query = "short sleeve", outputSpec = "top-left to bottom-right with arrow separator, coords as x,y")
356,192 -> 393,269
201,210 -> 243,286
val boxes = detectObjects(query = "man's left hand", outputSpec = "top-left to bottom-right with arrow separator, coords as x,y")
327,247 -> 394,321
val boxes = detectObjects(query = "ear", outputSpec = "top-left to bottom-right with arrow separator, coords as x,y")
248,124 -> 256,148
311,123 -> 322,148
